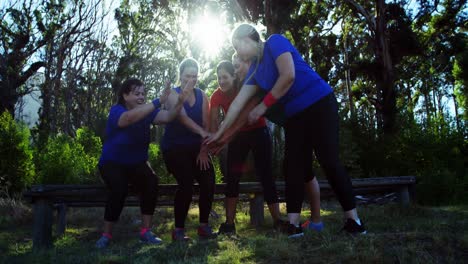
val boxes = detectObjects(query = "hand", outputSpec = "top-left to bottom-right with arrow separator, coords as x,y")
248,103 -> 267,124
159,80 -> 172,105
203,131 -> 221,146
178,79 -> 195,104
196,145 -> 212,170
199,130 -> 211,140
207,142 -> 226,155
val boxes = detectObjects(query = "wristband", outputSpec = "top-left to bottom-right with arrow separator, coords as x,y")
263,92 -> 277,107
152,98 -> 161,109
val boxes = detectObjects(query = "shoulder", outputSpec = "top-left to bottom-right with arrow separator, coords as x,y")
266,34 -> 290,45
110,104 -> 126,114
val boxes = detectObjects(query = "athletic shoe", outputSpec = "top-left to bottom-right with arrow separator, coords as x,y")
342,218 -> 367,235
217,222 -> 236,235
140,230 -> 163,245
172,228 -> 190,241
286,224 -> 304,238
95,235 -> 110,249
301,219 -> 324,232
197,225 -> 217,239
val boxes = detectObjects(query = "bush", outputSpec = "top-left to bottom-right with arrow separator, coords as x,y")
148,143 -> 173,183
35,129 -> 101,184
0,112 -> 35,195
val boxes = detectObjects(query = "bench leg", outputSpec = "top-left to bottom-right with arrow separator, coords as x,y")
398,186 -> 410,206
249,193 -> 264,227
33,199 -> 53,250
56,203 -> 67,236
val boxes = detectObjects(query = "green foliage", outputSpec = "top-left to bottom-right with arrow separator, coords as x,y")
148,143 -> 173,184
346,116 -> 467,205
0,112 -> 35,194
35,130 -> 101,184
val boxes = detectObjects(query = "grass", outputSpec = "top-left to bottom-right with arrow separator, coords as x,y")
1,198 -> 467,264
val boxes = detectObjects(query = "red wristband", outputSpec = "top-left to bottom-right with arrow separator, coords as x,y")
263,92 -> 277,107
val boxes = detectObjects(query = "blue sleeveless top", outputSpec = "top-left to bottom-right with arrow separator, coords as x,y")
160,87 -> 204,151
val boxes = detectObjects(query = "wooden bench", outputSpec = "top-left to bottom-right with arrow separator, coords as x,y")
23,176 -> 415,249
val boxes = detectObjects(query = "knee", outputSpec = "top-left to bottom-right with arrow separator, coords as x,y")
110,188 -> 128,200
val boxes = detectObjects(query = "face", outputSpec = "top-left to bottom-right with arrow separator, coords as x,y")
123,85 -> 146,109
232,37 -> 258,61
180,66 -> 198,89
232,57 -> 251,81
217,68 -> 236,92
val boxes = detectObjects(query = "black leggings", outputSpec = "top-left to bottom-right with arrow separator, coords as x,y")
99,162 -> 158,222
226,127 -> 279,204
284,93 -> 355,213
163,145 -> 215,228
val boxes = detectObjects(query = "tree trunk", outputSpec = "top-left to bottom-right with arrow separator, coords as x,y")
376,0 -> 396,135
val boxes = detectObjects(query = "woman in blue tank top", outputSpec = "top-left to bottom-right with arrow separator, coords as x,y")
161,58 -> 216,241
206,24 -> 366,237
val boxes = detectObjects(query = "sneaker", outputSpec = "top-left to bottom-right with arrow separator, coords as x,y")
95,235 -> 110,249
140,230 -> 163,245
172,228 -> 190,241
301,219 -> 324,232
217,222 -> 236,235
286,224 -> 304,238
342,218 -> 367,235
197,225 -> 217,239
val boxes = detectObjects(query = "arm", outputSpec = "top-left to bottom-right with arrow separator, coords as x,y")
208,105 -> 220,133
117,103 -> 157,128
162,88 -> 209,138
207,96 -> 261,154
248,52 -> 295,124
196,91 -> 212,170
179,109 -> 209,138
204,84 -> 259,145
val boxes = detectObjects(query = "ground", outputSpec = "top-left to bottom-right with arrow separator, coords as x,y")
1,199 -> 467,263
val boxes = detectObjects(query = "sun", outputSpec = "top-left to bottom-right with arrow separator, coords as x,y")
190,14 -> 229,58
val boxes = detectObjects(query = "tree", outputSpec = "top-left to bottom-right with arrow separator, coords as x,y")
0,0 -> 49,117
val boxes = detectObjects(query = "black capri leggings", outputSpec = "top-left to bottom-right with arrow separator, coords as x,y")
283,92 -> 356,213
225,127 -> 279,205
99,161 -> 158,222
163,145 -> 215,228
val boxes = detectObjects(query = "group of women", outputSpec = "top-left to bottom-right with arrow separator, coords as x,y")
95,24 -> 366,248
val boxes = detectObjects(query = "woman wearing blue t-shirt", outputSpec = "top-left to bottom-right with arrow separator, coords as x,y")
206,24 -> 366,237
161,58 -> 216,241
96,78 -> 192,248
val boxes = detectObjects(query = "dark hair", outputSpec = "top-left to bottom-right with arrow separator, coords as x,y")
117,78 -> 144,105
216,60 -> 239,89
178,58 -> 199,81
216,60 -> 235,77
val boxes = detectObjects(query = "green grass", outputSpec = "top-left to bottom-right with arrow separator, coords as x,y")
1,200 -> 467,264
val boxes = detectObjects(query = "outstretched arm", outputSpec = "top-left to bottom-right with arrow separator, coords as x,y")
204,84 -> 258,145
248,52 -> 295,124
207,96 -> 261,154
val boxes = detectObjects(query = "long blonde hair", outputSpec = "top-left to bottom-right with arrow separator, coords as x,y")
231,24 -> 264,86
